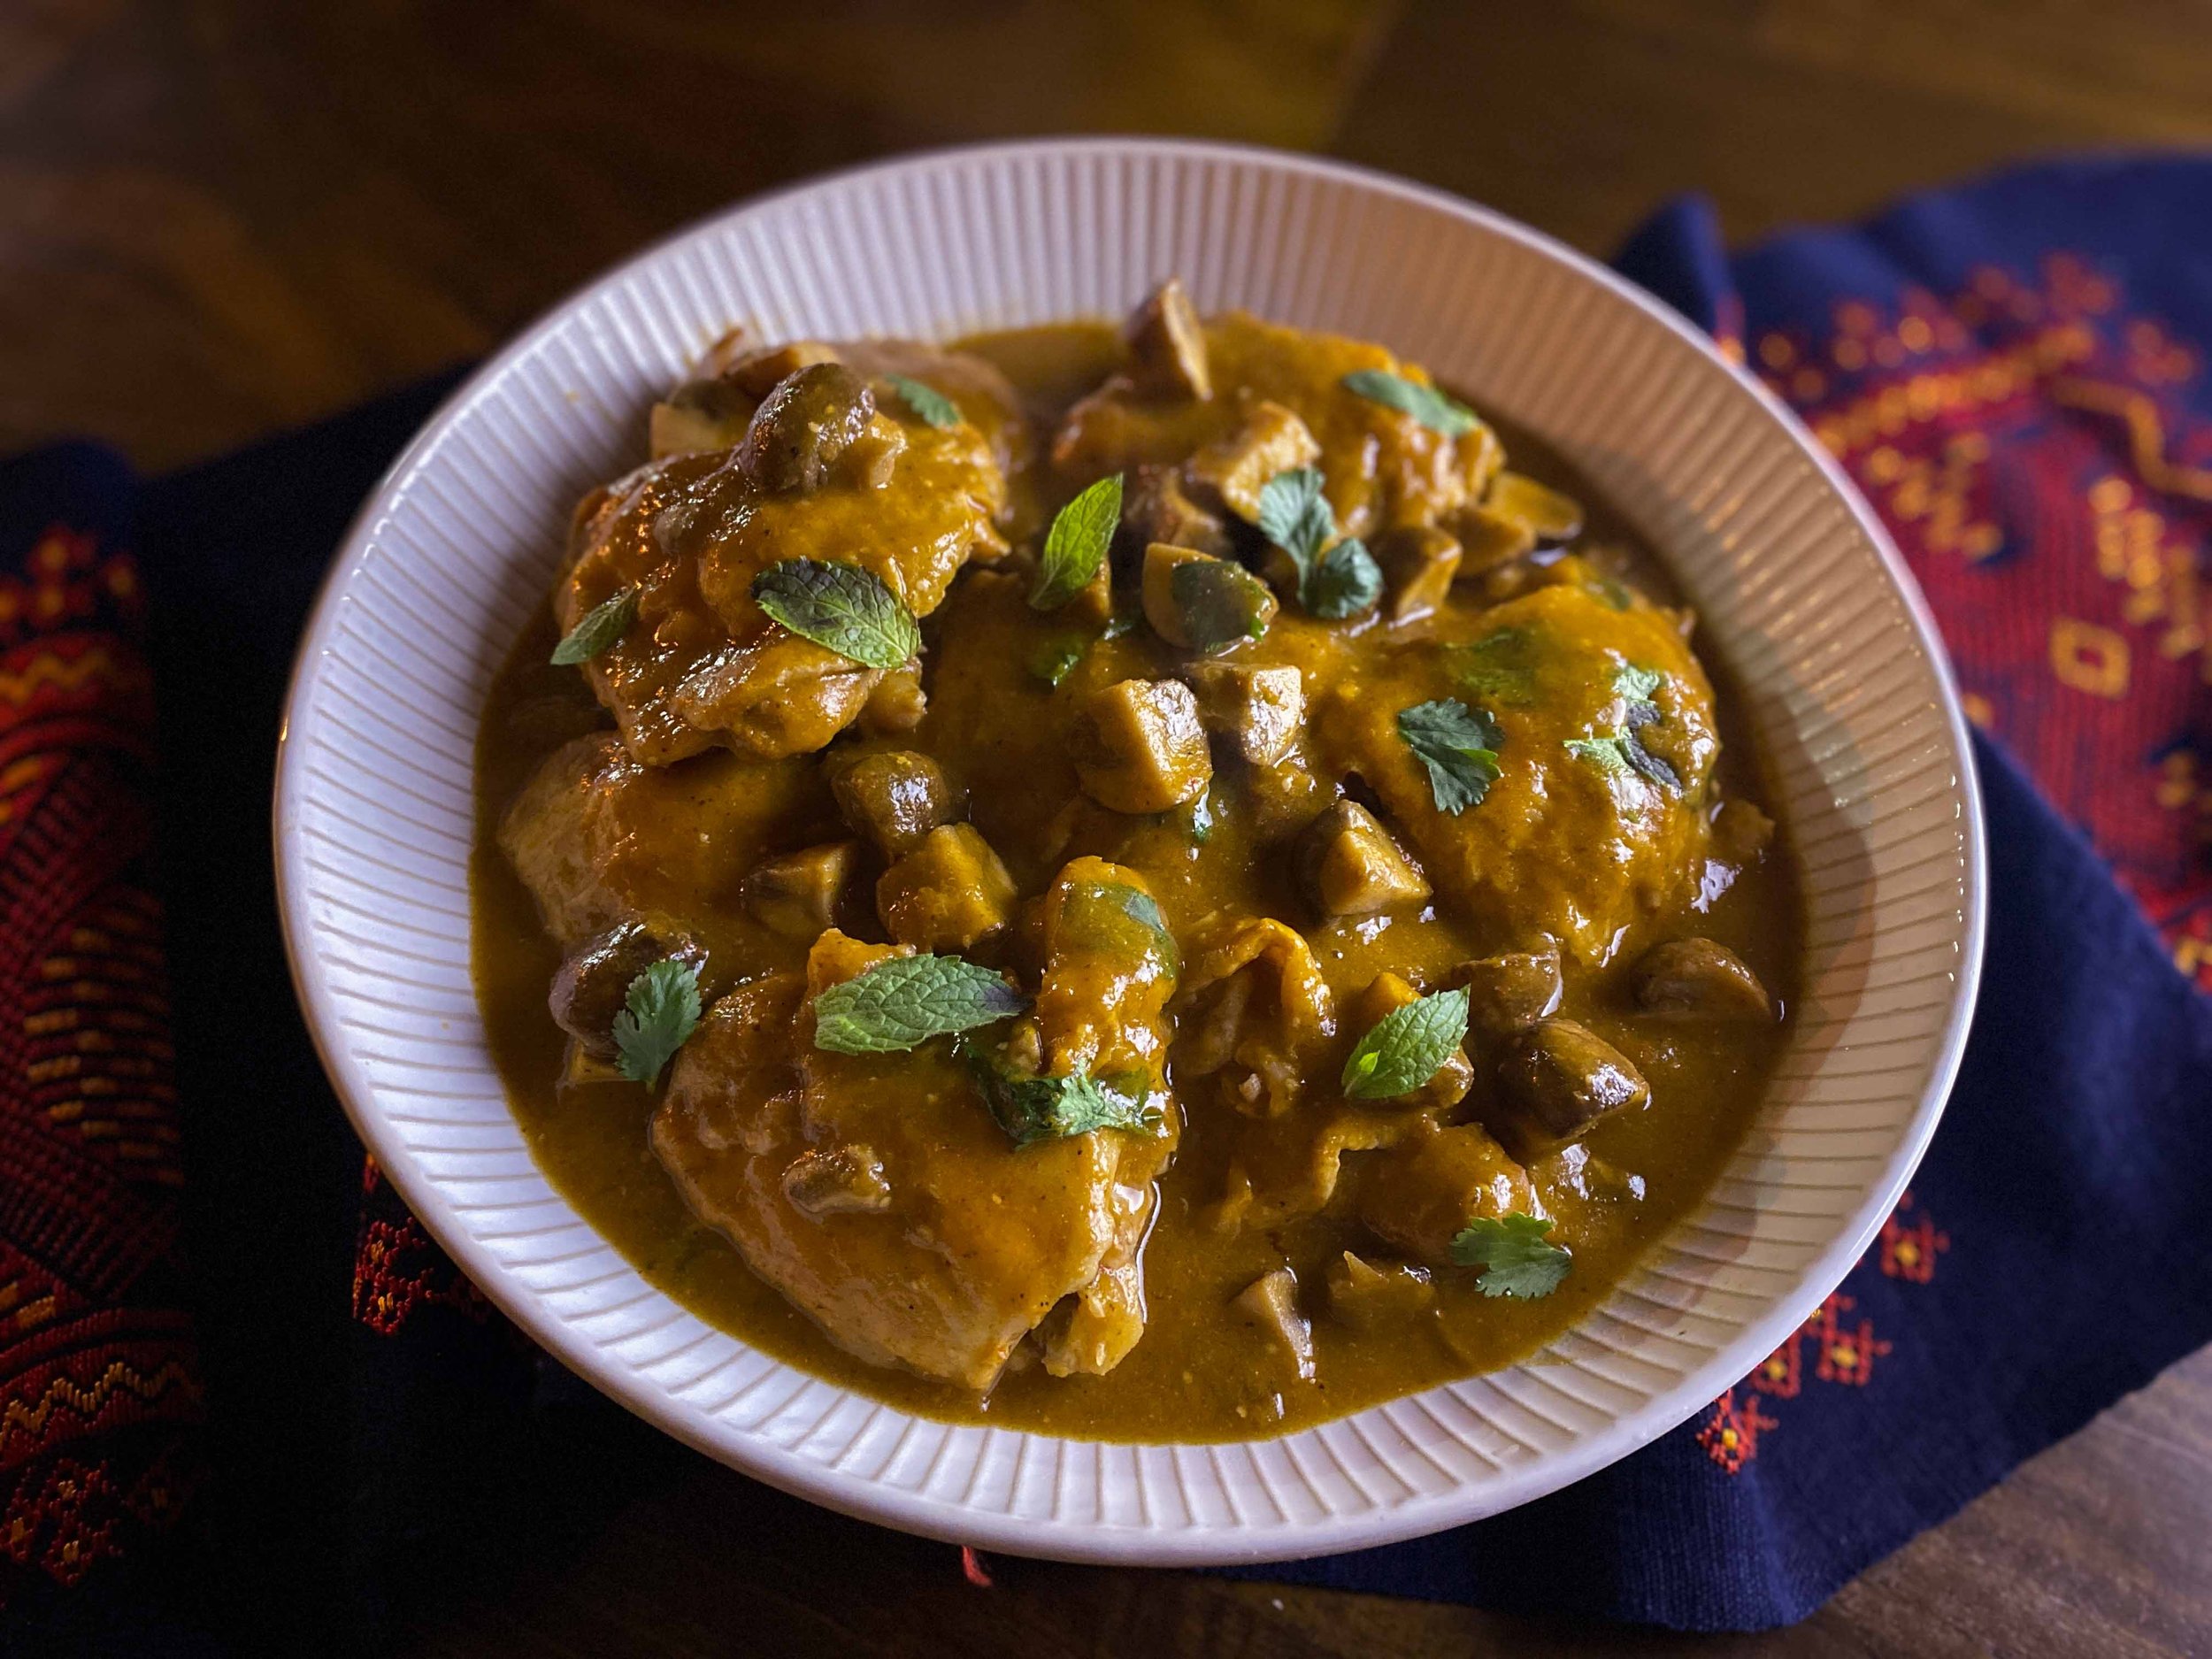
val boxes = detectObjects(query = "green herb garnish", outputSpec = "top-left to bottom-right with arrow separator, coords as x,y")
1565,734 -> 1635,776
883,373 -> 961,429
811,954 -> 1028,1055
1031,473 -> 1125,611
1615,664 -> 1664,705
1342,368 -> 1479,437
1567,668 -> 1680,792
965,1046 -> 1163,1147
1398,698 -> 1505,814
612,958 -> 703,1087
550,587 -> 639,666
1341,986 -> 1471,1100
1449,626 -> 1539,707
1029,635 -> 1089,687
751,557 -> 921,670
1256,467 -> 1380,619
1449,1213 -> 1572,1299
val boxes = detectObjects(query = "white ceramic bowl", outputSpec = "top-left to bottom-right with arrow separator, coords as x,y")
274,139 -> 1984,1565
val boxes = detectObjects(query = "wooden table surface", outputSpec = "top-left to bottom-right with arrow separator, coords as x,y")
8,3 -> 2210,1654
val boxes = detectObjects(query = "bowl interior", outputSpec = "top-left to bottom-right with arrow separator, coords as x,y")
274,139 -> 1980,1564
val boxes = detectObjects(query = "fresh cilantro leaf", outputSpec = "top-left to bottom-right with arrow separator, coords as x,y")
1028,635 -> 1088,687
550,587 -> 639,666
811,954 -> 1029,1055
1398,698 -> 1505,814
1174,785 -> 1217,845
964,1045 -> 1163,1147
883,373 -> 960,429
1564,734 -> 1633,775
612,958 -> 703,1087
1614,663 -> 1664,705
1568,696 -> 1681,793
1256,467 -> 1333,571
1449,627 -> 1539,707
1341,368 -> 1479,436
1449,1212 -> 1572,1299
751,557 -> 921,669
1306,537 -> 1382,619
1031,473 -> 1125,611
1341,986 -> 1471,1100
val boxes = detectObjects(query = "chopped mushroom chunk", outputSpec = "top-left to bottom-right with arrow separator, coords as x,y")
1123,277 -> 1212,401
781,1143 -> 892,1217
549,919 -> 705,1059
831,749 -> 961,856
1452,943 -> 1564,1038
1295,800 -> 1430,918
1186,401 -> 1322,523
735,362 -> 884,494
1491,1018 -> 1650,1161
1071,678 -> 1214,813
1373,525 -> 1463,623
1484,472 -> 1585,546
1141,542 -> 1278,652
876,823 -> 1018,952
744,842 -> 859,941
1180,662 -> 1305,765
1120,464 -> 1235,561
1325,1251 -> 1436,1332
1232,1268 -> 1316,1382
1349,971 -> 1472,1110
1630,938 -> 1775,1022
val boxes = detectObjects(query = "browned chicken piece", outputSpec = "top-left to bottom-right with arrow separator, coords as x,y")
1348,972 -> 1473,1112
1452,942 -> 1564,1038
1174,917 -> 1335,1119
876,823 -> 1018,953
1117,464 -> 1236,564
1357,1121 -> 1537,1267
1180,661 -> 1305,765
498,733 -> 833,947
830,749 -> 962,856
1630,938 -> 1775,1021
1053,310 -> 1496,540
558,362 -> 1008,767
1373,525 -> 1463,623
1489,1018 -> 1650,1162
1232,1268 -> 1315,1382
1071,678 -> 1213,813
1325,1251 -> 1436,1331
835,335 -> 1039,489
1295,800 -> 1431,918
1123,277 -> 1212,402
743,841 -> 860,941
653,922 -> 1172,1391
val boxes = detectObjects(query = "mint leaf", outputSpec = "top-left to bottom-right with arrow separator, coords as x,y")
1449,1212 -> 1572,1299
1398,698 -> 1504,814
1342,368 -> 1479,437
1341,986 -> 1471,1100
1569,698 -> 1681,793
964,1046 -> 1162,1147
883,373 -> 960,429
1029,634 -> 1088,687
751,557 -> 921,669
550,587 -> 639,666
1614,663 -> 1663,704
1565,734 -> 1633,775
1306,537 -> 1381,619
1031,473 -> 1125,611
612,958 -> 703,1086
812,954 -> 1028,1055
1256,467 -> 1332,570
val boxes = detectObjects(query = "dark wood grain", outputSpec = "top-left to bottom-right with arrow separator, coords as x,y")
5,3 -> 2208,1654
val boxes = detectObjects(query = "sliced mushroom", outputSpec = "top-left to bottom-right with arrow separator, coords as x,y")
1451,942 -> 1563,1038
1119,464 -> 1235,563
649,378 -> 757,458
1141,542 -> 1277,651
735,361 -> 878,494
1295,800 -> 1430,918
1348,971 -> 1472,1110
1179,661 -> 1304,766
1630,938 -> 1775,1022
549,919 -> 705,1059
1484,472 -> 1584,546
1071,678 -> 1213,814
876,823 -> 1019,953
1186,401 -> 1322,523
1491,1018 -> 1649,1161
1122,277 -> 1211,401
1325,1251 -> 1435,1332
1372,525 -> 1463,623
831,749 -> 961,857
1232,1267 -> 1315,1382
744,841 -> 860,941
781,1142 -> 892,1217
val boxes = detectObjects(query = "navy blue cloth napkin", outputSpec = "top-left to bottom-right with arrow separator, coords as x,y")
6,157 -> 2211,1648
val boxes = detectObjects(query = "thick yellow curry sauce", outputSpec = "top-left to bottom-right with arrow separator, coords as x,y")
471,302 -> 1801,1440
